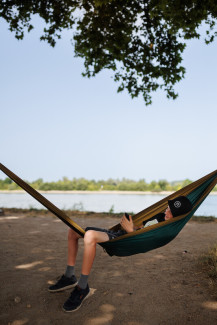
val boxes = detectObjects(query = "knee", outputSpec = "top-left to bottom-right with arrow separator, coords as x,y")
68,228 -> 79,241
84,230 -> 97,245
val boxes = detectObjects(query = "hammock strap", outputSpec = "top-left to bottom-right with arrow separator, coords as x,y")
0,163 -> 85,237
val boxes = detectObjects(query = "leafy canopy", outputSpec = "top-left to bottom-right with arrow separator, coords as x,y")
1,1 -> 217,105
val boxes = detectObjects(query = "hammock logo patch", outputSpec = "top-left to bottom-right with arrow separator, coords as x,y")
174,201 -> 181,208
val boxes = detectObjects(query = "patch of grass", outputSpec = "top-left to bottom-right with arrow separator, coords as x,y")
2,208 -> 49,215
200,245 -> 217,298
108,205 -> 115,214
71,202 -> 84,211
191,215 -> 217,222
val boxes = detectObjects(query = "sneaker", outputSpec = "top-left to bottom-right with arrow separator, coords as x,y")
48,274 -> 77,292
63,284 -> 90,312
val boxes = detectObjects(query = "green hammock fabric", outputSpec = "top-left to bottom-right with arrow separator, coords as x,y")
100,170 -> 217,256
0,163 -> 216,257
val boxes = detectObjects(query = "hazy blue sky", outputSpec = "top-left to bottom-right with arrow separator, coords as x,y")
0,17 -> 217,183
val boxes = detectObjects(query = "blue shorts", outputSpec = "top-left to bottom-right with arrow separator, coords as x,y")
85,227 -> 126,241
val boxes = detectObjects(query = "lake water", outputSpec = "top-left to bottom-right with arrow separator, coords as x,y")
0,192 -> 217,217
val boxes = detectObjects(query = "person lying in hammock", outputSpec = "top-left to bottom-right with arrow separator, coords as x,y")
49,195 -> 192,313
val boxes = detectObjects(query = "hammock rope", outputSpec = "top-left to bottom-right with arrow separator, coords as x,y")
0,163 -> 216,257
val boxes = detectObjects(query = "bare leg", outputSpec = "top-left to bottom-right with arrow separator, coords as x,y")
81,230 -> 109,275
48,228 -> 82,292
67,228 -> 82,266
62,230 -> 109,311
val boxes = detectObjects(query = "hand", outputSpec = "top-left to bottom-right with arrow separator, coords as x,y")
120,214 -> 134,233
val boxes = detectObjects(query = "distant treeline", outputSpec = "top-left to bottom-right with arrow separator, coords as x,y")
1,177 -> 217,192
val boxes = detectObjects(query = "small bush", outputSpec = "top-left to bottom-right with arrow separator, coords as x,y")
109,205 -> 115,214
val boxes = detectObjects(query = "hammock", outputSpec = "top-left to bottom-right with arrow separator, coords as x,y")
0,163 -> 216,257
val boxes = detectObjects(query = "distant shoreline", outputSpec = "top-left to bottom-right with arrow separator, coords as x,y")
0,190 -> 217,195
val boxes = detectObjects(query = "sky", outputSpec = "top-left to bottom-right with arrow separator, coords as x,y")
0,16 -> 217,184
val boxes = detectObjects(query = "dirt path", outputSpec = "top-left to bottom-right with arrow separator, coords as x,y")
0,212 -> 217,325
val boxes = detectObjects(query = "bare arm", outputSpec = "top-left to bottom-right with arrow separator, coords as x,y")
120,215 -> 139,233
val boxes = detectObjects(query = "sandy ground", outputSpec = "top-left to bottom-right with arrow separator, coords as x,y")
0,211 -> 217,325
